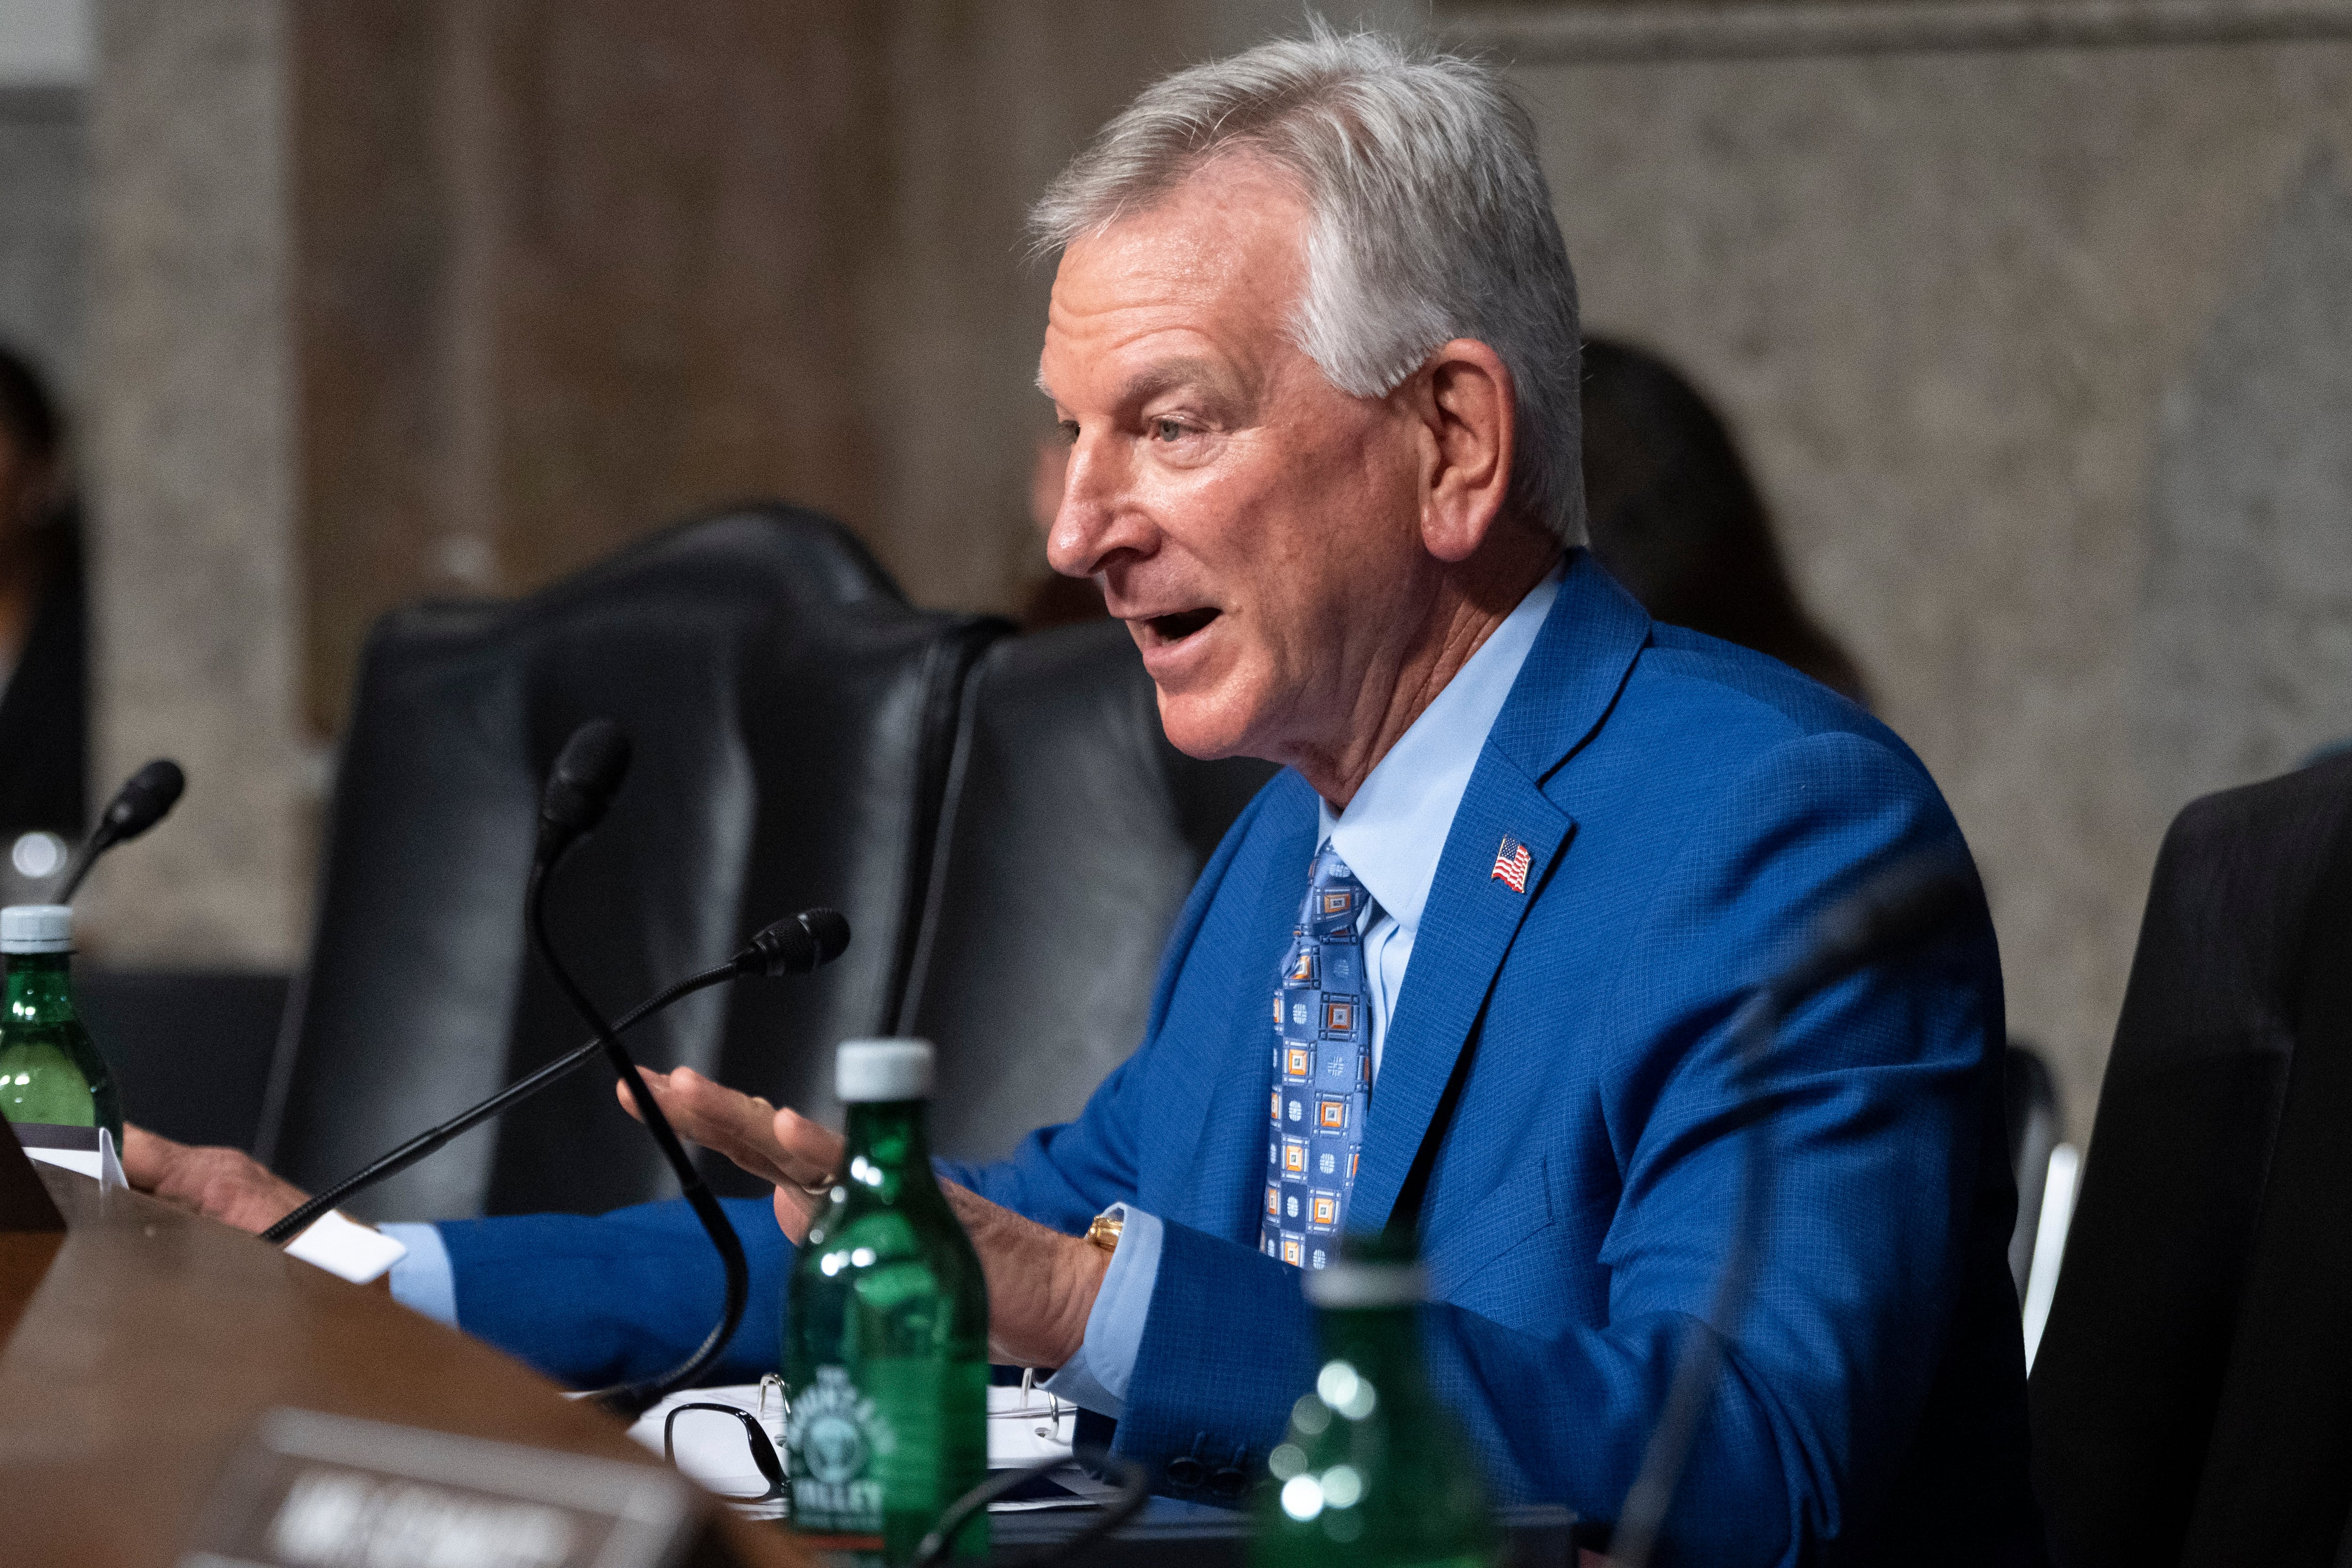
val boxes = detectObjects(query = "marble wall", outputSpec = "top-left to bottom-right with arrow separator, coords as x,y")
1502,37 -> 2352,1136
80,0 -> 308,966
0,87 -> 84,399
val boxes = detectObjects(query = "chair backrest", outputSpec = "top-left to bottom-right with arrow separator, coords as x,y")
2029,753 -> 2352,1568
896,619 -> 1278,1163
262,507 -> 1005,1219
81,969 -> 292,1154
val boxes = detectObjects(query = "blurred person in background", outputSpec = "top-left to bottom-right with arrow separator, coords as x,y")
1580,336 -> 1867,704
0,344 -> 87,841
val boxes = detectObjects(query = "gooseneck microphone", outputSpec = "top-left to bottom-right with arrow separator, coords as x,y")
1609,851 -> 1977,1568
257,906 -> 850,1246
535,719 -> 632,863
521,721 -> 756,1420
58,759 -> 187,901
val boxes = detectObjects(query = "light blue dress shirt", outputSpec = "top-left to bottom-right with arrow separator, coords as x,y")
388,565 -> 1565,1403
383,1220 -> 459,1324
1045,564 -> 1562,1418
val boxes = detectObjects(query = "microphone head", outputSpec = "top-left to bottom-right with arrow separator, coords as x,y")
103,759 -> 186,843
540,720 -> 633,842
741,908 -> 852,977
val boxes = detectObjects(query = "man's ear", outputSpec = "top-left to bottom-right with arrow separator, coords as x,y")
1412,339 -> 1517,564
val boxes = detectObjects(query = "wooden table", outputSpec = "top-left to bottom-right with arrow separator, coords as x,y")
0,1164 -> 806,1568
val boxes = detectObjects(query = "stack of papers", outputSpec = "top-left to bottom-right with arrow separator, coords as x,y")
625,1378 -> 1122,1518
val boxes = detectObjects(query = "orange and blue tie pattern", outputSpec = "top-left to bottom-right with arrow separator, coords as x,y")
1262,843 -> 1374,1271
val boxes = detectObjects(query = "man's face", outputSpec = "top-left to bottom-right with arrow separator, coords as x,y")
1038,160 -> 1434,766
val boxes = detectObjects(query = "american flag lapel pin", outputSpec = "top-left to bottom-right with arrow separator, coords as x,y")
1490,833 -> 1532,894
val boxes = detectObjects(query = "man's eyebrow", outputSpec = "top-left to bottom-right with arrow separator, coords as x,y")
1115,357 -> 1241,409
1035,356 -> 1251,416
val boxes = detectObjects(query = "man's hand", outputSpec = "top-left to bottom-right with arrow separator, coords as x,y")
617,1068 -> 845,1239
621,1068 -> 1110,1367
122,1124 -> 311,1236
938,1182 -> 1110,1369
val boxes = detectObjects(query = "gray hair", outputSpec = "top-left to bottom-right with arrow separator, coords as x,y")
1030,26 -> 1585,546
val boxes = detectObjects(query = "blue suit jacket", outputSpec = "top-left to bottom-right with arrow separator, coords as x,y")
439,557 -> 2041,1565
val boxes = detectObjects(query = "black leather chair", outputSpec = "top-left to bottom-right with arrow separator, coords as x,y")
80,969 -> 292,1153
260,507 -> 1005,1220
897,619 -> 1277,1163
2029,753 -> 2352,1568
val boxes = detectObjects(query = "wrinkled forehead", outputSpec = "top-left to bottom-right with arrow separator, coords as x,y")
1038,160 -> 1312,404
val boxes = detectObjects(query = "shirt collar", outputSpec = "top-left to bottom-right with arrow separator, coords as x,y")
1316,562 -> 1564,936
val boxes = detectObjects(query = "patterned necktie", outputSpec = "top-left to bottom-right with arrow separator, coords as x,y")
1262,843 -> 1375,1271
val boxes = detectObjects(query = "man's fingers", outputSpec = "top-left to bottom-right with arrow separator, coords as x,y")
610,1070 -> 847,1235
772,1186 -> 822,1245
120,1122 -> 183,1188
771,1107 -> 848,1189
665,1068 -> 789,1183
125,1134 -> 310,1237
620,1066 -> 804,1188
762,1109 -> 847,1248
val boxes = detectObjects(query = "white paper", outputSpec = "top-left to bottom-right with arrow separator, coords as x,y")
986,1378 -> 1078,1466
23,1128 -> 129,1187
23,1143 -> 97,1180
627,1379 -> 1103,1517
283,1208 -> 409,1285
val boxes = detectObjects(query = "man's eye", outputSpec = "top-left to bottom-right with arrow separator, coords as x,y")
1152,419 -> 1185,442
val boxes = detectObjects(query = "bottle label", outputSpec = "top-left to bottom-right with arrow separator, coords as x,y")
787,1365 -> 893,1542
786,1358 -> 990,1564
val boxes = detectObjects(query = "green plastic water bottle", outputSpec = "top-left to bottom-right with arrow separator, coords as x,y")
1253,1233 -> 1498,1568
0,903 -> 123,1170
786,1039 -> 989,1566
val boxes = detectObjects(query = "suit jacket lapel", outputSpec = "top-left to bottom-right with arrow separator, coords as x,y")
1347,553 -> 1653,1234
1180,774 -> 1320,1243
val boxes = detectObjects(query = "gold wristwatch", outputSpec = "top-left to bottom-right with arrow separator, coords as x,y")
1084,1207 -> 1125,1254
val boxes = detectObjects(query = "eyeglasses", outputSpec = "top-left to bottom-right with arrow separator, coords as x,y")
665,1368 -> 1085,1509
660,1374 -> 1150,1566
662,1374 -> 788,1505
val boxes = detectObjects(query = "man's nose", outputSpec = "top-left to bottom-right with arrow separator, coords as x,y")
1045,436 -> 1152,578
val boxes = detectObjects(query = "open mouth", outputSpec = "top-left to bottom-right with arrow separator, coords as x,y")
1146,607 -> 1221,643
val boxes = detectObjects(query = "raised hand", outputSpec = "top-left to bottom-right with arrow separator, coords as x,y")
618,1067 -> 1109,1366
616,1067 -> 845,1240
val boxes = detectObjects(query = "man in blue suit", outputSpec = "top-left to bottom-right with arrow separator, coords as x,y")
130,29 -> 2039,1564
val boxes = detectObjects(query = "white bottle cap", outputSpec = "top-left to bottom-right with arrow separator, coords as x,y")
1,904 -> 73,954
836,1038 -> 935,1103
